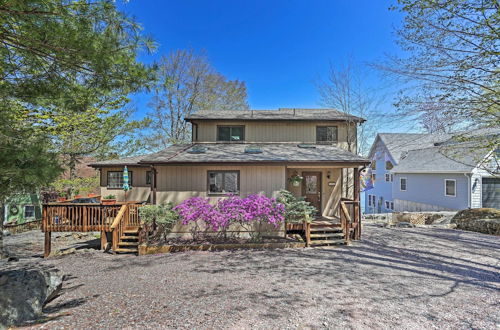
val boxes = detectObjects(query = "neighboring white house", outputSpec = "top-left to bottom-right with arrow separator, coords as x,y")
365,129 -> 500,213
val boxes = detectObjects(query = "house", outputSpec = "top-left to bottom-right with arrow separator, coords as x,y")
3,193 -> 42,226
90,109 -> 370,219
365,130 -> 499,213
41,108 -> 372,256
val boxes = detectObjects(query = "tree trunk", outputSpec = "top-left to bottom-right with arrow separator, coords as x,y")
0,198 -> 7,258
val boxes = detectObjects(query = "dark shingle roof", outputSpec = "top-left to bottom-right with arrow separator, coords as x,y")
185,108 -> 365,122
141,143 -> 369,164
89,155 -> 150,167
91,143 -> 370,166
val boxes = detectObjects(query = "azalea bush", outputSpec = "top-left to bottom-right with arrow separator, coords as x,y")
174,195 -> 285,239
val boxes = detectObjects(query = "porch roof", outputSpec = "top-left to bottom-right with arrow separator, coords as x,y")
140,143 -> 370,165
90,143 -> 370,167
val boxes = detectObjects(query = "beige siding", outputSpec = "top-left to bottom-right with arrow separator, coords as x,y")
195,121 -> 357,152
100,167 -> 151,202
156,165 -> 286,204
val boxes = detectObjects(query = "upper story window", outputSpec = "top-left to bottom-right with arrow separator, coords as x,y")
107,171 -> 133,189
385,161 -> 393,170
316,126 -> 338,144
400,177 -> 407,191
371,161 -> 376,170
217,126 -> 245,142
385,173 -> 393,182
445,179 -> 456,197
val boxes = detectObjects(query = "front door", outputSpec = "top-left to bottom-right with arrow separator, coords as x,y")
302,172 -> 322,214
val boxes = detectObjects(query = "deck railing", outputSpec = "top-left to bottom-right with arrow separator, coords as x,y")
42,202 -> 142,233
42,203 -> 123,232
340,198 -> 361,243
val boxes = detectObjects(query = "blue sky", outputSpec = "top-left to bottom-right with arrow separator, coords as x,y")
118,0 -> 404,118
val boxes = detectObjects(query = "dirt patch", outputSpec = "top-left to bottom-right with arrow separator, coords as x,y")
4,225 -> 498,329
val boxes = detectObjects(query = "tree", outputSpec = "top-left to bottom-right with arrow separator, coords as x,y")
0,107 -> 62,257
317,61 -> 383,156
146,49 -> 249,150
379,0 -> 499,134
317,61 -> 385,198
0,0 -> 154,257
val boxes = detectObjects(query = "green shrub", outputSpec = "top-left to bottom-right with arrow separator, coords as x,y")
139,203 -> 180,242
277,190 -> 316,223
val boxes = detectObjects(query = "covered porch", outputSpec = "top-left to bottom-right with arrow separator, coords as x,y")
285,164 -> 363,246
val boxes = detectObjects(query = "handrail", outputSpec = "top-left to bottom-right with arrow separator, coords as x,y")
110,205 -> 127,230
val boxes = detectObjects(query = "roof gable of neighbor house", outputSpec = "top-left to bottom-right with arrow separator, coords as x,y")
391,142 -> 491,173
90,143 -> 370,167
370,133 -> 451,163
185,108 -> 365,123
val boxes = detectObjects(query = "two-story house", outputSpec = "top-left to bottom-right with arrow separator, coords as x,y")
91,108 -> 370,218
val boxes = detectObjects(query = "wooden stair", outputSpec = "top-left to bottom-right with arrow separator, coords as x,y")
308,224 -> 345,246
114,227 -> 140,254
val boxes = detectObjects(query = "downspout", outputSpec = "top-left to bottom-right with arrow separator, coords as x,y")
464,173 -> 471,209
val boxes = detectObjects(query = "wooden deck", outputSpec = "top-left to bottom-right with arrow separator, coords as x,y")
42,202 -> 143,257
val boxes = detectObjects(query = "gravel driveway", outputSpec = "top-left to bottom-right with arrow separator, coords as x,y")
5,225 -> 500,329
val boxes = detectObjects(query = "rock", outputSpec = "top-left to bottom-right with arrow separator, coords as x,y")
396,222 -> 415,228
2,230 -> 11,236
49,247 -> 76,257
0,265 -> 63,327
451,208 -> 500,235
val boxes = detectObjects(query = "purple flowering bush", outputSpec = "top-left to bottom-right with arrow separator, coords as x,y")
173,195 -> 285,238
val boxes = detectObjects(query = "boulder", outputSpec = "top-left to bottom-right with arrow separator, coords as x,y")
0,265 -> 63,327
451,208 -> 500,235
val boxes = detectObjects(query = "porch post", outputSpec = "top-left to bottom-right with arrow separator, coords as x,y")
151,165 -> 157,205
353,167 -> 361,240
44,231 -> 51,258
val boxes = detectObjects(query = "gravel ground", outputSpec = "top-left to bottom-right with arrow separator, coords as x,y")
4,225 -> 500,329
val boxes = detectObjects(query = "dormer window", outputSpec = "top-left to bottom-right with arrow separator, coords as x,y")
316,126 -> 338,144
217,125 -> 245,142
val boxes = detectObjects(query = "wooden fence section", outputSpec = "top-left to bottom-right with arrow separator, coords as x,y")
339,198 -> 361,242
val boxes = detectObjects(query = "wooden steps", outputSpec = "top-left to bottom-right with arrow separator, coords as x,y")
308,225 -> 345,246
115,227 -> 139,254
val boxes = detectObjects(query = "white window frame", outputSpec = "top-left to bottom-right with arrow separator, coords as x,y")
385,173 -> 393,182
400,177 -> 407,191
385,201 -> 390,209
24,205 -> 35,218
390,202 -> 394,210
444,179 -> 456,197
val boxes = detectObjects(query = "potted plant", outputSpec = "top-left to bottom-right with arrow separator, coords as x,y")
288,174 -> 303,187
56,195 -> 67,203
102,194 -> 117,205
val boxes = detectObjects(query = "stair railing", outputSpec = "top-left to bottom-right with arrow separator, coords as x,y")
110,204 -> 128,251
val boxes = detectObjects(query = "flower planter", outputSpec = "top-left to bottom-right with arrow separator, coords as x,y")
57,197 -> 67,202
101,199 -> 116,205
87,193 -> 98,198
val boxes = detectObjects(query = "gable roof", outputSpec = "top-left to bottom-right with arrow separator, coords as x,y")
373,133 -> 451,163
90,143 -> 370,167
391,143 -> 490,173
185,108 -> 365,123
